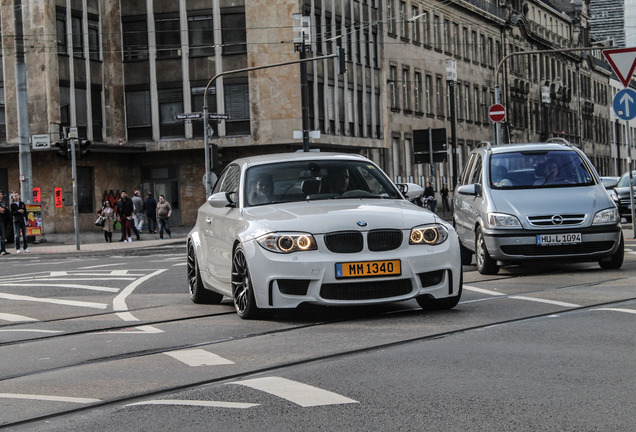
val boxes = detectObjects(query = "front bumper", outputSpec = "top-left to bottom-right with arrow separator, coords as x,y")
482,225 -> 622,262
242,231 -> 462,309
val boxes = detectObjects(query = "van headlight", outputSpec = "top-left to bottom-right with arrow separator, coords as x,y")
487,212 -> 521,228
409,224 -> 449,245
257,233 -> 317,253
608,190 -> 619,202
593,208 -> 619,225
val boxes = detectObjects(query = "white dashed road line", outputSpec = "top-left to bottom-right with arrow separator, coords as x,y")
0,393 -> 101,404
163,349 -> 235,367
126,400 -> 258,409
464,285 -> 580,307
0,312 -> 38,322
594,307 -> 636,315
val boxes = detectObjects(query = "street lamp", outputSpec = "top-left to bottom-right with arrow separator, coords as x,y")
293,14 -> 312,152
446,59 -> 458,188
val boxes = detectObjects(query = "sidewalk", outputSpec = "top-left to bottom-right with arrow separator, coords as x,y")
10,226 -> 191,255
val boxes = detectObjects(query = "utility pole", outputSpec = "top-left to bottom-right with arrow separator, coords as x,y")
294,14 -> 312,152
446,59 -> 458,188
14,0 -> 33,203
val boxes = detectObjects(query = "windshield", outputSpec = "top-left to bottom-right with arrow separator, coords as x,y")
617,172 -> 636,188
244,159 -> 403,206
490,150 -> 595,190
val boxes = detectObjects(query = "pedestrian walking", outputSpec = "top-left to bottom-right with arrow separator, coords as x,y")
144,192 -> 157,234
99,200 -> 115,243
441,183 -> 450,213
10,191 -> 29,253
116,190 -> 135,243
131,190 -> 145,234
423,182 -> 437,213
0,190 -> 10,255
156,194 -> 172,239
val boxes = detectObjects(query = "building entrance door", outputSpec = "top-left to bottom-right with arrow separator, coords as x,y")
142,166 -> 181,226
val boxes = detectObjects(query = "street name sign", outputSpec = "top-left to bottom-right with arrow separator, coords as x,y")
176,112 -> 203,120
488,104 -> 506,123
613,88 -> 636,121
603,47 -> 636,88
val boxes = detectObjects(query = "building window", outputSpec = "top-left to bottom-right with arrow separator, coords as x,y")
387,0 -> 395,34
222,12 -> 246,54
456,83 -> 463,120
411,6 -> 420,43
224,81 -> 250,135
88,17 -> 100,61
433,15 -> 441,50
474,85 -> 480,123
122,18 -> 149,61
422,10 -> 429,45
399,1 -> 407,38
465,83 -> 471,121
414,71 -> 422,113
188,14 -> 214,56
91,87 -> 103,142
125,90 -> 152,140
462,26 -> 469,60
155,15 -> 180,59
435,75 -> 444,117
77,166 -> 94,214
425,74 -> 432,114
444,19 -> 450,53
75,87 -> 87,136
56,12 -> 67,55
0,88 -> 5,139
60,86 -> 70,126
402,67 -> 411,112
453,22 -> 460,55
159,88 -> 184,138
72,15 -> 83,58
471,30 -> 478,62
389,66 -> 398,109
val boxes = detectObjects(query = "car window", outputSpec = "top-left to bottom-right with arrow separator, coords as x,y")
459,153 -> 477,186
468,154 -> 483,185
617,172 -> 636,187
214,164 -> 240,194
244,160 -> 402,206
490,150 -> 594,189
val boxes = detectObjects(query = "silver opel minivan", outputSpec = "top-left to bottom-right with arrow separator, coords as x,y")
453,140 -> 624,275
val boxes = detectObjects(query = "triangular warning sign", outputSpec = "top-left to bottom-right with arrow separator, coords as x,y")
603,47 -> 636,88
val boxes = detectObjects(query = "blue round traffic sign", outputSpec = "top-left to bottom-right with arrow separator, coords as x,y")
613,88 -> 636,121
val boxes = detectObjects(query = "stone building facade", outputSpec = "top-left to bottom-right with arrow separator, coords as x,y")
0,0 -> 629,234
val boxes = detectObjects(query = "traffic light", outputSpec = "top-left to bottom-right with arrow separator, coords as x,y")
337,46 -> 347,74
79,139 -> 91,159
211,144 -> 222,169
55,140 -> 69,160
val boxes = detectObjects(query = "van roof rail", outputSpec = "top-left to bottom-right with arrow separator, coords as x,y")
545,137 -> 571,146
477,141 -> 492,150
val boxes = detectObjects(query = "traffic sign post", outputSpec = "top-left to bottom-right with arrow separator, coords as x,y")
611,89 -> 636,238
602,47 -> 636,88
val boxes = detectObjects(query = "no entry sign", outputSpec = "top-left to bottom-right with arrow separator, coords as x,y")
488,104 -> 506,123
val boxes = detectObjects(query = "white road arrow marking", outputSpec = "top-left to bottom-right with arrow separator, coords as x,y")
0,292 -> 107,309
164,349 -> 235,366
594,307 -> 636,315
0,283 -> 119,293
126,400 -> 258,409
232,377 -> 358,407
620,92 -> 634,117
0,312 -> 38,322
0,393 -> 100,404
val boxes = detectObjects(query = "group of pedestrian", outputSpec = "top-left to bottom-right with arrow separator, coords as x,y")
97,190 -> 172,243
417,182 -> 451,214
0,190 -> 30,255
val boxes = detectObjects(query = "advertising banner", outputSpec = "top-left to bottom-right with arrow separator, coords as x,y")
25,204 -> 43,236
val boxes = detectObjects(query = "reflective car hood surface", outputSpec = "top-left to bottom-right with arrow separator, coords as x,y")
242,199 -> 439,233
490,186 -> 612,219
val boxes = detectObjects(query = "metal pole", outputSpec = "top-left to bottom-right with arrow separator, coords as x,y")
70,139 -> 80,250
15,0 -> 32,203
300,43 -> 310,152
449,82 -> 458,188
428,127 -> 435,184
203,104 -> 211,197
627,120 -> 635,239
494,86 -> 501,146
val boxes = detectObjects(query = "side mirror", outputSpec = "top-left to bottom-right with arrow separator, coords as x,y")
396,182 -> 424,200
207,192 -> 236,208
457,183 -> 482,196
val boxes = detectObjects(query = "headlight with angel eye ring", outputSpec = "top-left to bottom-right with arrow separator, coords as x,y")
409,224 -> 449,245
256,233 -> 317,253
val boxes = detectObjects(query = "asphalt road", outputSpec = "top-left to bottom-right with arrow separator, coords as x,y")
0,232 -> 635,431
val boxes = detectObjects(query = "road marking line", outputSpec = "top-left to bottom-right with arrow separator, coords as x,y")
0,393 -> 101,404
232,377 -> 358,407
0,292 -> 107,309
164,349 -> 235,366
464,285 -> 504,296
0,329 -> 63,333
78,263 -> 125,269
126,400 -> 258,409
509,296 -> 580,307
594,307 -> 636,315
0,283 -> 119,293
0,312 -> 38,322
100,325 -> 164,334
113,269 -> 167,321
172,263 -> 187,267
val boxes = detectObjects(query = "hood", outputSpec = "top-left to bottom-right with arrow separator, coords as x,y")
242,199 -> 441,234
489,185 -> 613,219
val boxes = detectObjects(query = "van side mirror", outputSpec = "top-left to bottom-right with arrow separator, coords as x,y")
457,183 -> 482,196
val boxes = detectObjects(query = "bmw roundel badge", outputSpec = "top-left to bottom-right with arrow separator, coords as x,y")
357,221 -> 368,227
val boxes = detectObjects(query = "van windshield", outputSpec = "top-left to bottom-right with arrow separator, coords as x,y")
490,150 -> 595,189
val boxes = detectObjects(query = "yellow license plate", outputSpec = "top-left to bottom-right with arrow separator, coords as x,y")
335,260 -> 401,278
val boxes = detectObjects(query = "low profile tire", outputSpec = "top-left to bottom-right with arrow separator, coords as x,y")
475,228 -> 499,275
459,241 -> 473,265
231,245 -> 272,319
416,269 -> 463,310
599,233 -> 624,270
187,243 -> 223,304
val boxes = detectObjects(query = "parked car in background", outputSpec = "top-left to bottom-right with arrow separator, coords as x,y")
188,152 -> 462,319
453,140 -> 624,275
608,171 -> 636,222
600,176 -> 620,189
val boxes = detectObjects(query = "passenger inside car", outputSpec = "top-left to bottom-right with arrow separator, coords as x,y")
248,173 -> 274,205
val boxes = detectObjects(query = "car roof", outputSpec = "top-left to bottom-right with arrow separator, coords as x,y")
233,152 -> 370,168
